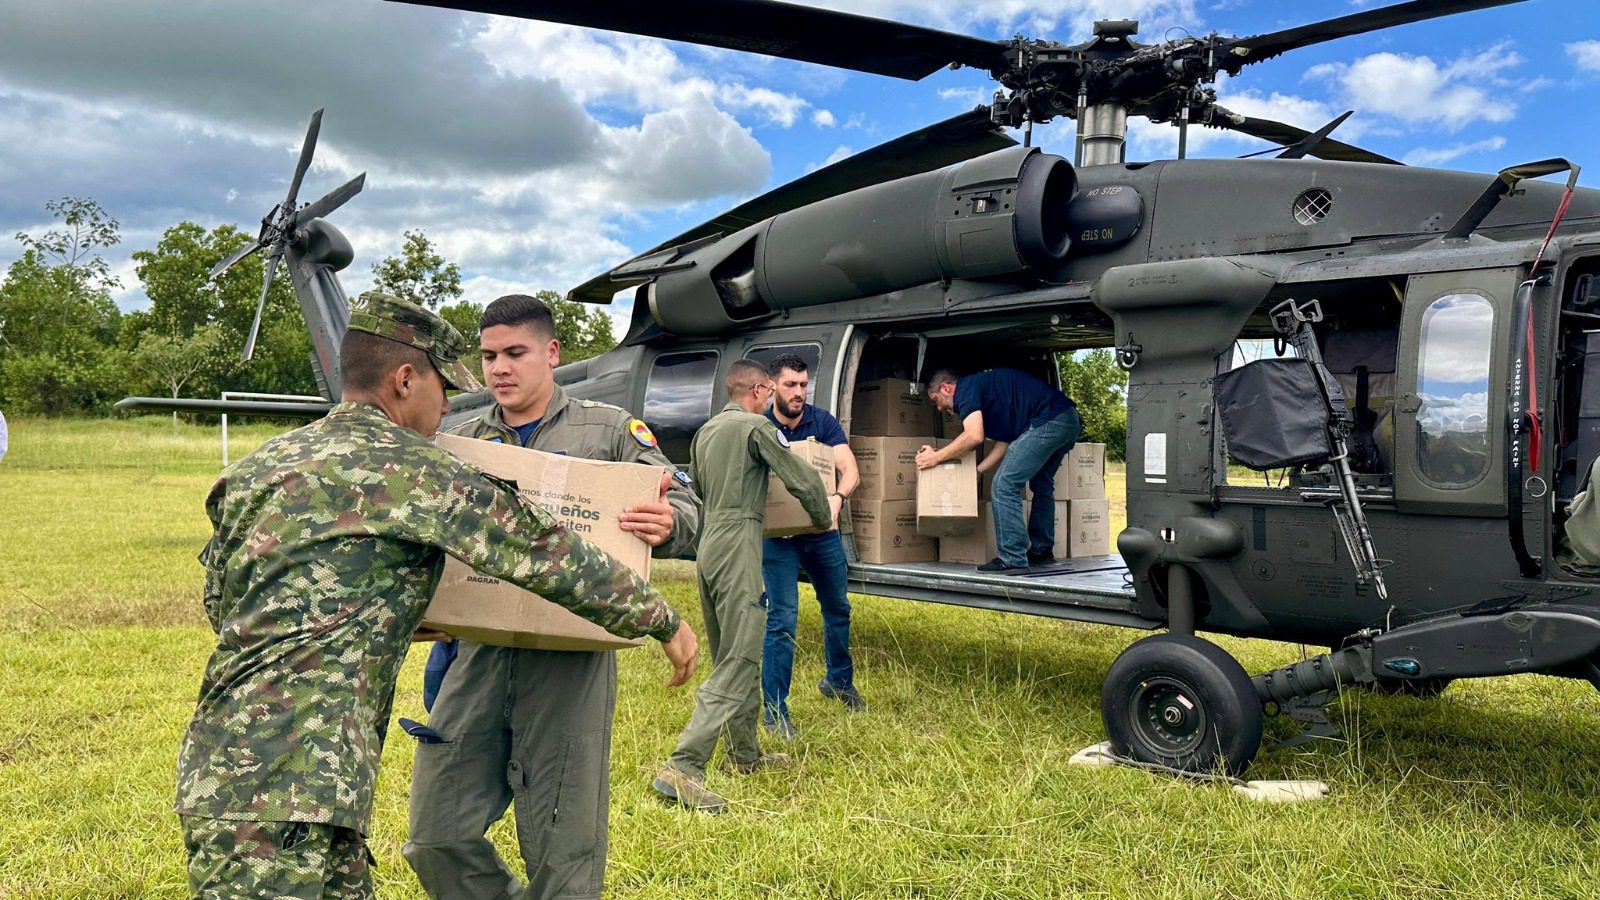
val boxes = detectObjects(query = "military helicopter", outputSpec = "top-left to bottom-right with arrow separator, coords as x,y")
120,0 -> 1600,778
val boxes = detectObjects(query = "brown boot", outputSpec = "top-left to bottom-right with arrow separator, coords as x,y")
721,751 -> 794,775
652,765 -> 729,813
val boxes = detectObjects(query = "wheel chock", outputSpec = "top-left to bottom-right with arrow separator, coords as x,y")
1232,779 -> 1330,803
1069,741 -> 1119,768
1070,741 -> 1330,803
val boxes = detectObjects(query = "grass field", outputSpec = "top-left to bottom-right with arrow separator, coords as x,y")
3,416 -> 1600,898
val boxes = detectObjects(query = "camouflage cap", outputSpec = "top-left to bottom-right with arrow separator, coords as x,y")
347,292 -> 481,391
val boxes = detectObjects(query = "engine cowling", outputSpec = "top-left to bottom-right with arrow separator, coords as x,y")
647,146 -> 1076,335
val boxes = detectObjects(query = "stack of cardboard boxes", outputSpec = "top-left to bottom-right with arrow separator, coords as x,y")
1046,442 -> 1111,559
849,378 -> 940,563
944,441 -> 1110,562
845,378 -> 1112,565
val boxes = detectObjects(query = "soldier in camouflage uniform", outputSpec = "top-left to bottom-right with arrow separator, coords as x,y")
405,294 -> 702,900
653,359 -> 835,813
175,293 -> 698,899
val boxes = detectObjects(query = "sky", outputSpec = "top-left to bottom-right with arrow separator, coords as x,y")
3,0 -> 1598,335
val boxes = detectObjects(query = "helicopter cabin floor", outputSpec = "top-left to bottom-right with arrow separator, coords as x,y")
845,554 -> 1152,630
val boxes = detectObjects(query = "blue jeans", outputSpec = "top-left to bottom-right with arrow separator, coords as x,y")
761,531 -> 853,718
990,408 -> 1081,567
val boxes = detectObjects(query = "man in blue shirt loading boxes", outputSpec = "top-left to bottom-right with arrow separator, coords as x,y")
916,368 -> 1080,575
762,353 -> 866,737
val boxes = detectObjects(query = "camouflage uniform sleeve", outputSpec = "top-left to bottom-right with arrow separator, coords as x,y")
197,477 -> 228,633
612,417 -> 703,560
750,424 -> 832,529
422,459 -> 682,642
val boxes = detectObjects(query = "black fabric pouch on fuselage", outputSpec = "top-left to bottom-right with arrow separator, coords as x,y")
1215,357 -> 1334,471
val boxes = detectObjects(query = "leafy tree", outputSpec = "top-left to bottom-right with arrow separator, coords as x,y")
1058,349 -> 1129,461
371,231 -> 461,309
131,325 -> 227,430
438,300 -> 484,360
535,290 -> 617,364
0,198 -> 128,413
131,222 -> 315,399
14,196 -> 121,290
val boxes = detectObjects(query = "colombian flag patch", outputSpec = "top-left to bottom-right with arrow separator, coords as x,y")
628,419 -> 658,448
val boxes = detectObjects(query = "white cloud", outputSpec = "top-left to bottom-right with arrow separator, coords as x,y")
805,145 -> 856,173
806,0 -> 1200,42
1305,44 -> 1522,131
470,19 -> 812,127
1567,41 -> 1600,74
938,86 -> 991,106
717,84 -> 810,127
811,109 -> 836,127
1402,136 -> 1506,167
0,0 -> 798,310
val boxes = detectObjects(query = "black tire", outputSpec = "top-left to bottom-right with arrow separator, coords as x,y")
1368,676 -> 1453,698
1101,634 -> 1265,777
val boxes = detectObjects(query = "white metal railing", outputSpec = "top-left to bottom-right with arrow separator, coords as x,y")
221,391 -> 326,466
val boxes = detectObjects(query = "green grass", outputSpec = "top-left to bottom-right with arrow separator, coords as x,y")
3,417 -> 1600,898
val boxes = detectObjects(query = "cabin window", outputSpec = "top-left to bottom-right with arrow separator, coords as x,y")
643,350 -> 720,462
746,343 -> 822,404
1415,292 -> 1494,488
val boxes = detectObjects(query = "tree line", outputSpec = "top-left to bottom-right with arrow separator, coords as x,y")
0,198 -> 618,415
1,197 -> 1127,458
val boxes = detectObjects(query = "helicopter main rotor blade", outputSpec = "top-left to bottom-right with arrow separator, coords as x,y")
242,251 -> 280,362
295,173 -> 367,224
393,0 -> 1008,79
1273,110 -> 1356,160
566,107 -> 1017,304
284,108 -> 324,212
209,238 -> 264,280
1214,110 -> 1402,165
1220,0 -> 1529,71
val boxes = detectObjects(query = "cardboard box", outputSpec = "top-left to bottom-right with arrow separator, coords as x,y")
937,502 -> 1000,565
916,452 -> 978,537
763,438 -> 836,537
1062,442 -> 1107,500
1056,499 -> 1111,558
852,436 -> 928,501
425,434 -> 660,652
850,499 -> 936,563
852,378 -> 939,437
1020,441 -> 1108,502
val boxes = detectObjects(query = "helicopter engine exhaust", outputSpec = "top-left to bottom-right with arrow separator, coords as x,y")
647,146 -> 1075,335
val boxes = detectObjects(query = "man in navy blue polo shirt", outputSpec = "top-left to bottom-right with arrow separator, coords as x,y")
917,368 -> 1080,574
762,353 -> 864,738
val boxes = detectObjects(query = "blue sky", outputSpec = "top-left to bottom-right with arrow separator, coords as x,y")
2,0 -> 1597,334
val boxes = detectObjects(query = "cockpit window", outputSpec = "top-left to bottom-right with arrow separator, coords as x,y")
1415,293 -> 1493,488
746,343 -> 822,404
643,350 -> 720,463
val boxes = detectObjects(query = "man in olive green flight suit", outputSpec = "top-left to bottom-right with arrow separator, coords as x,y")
652,359 -> 836,813
406,294 -> 701,900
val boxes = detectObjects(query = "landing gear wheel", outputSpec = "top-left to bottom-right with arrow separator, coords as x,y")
1101,634 -> 1265,777
1369,676 -> 1453,698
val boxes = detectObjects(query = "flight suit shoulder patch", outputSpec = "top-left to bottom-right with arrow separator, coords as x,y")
628,418 -> 658,448
775,430 -> 791,448
673,470 -> 693,486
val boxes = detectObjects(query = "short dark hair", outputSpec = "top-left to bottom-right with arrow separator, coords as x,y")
480,293 -> 555,340
767,353 -> 808,378
726,359 -> 771,397
340,329 -> 434,393
928,369 -> 959,391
